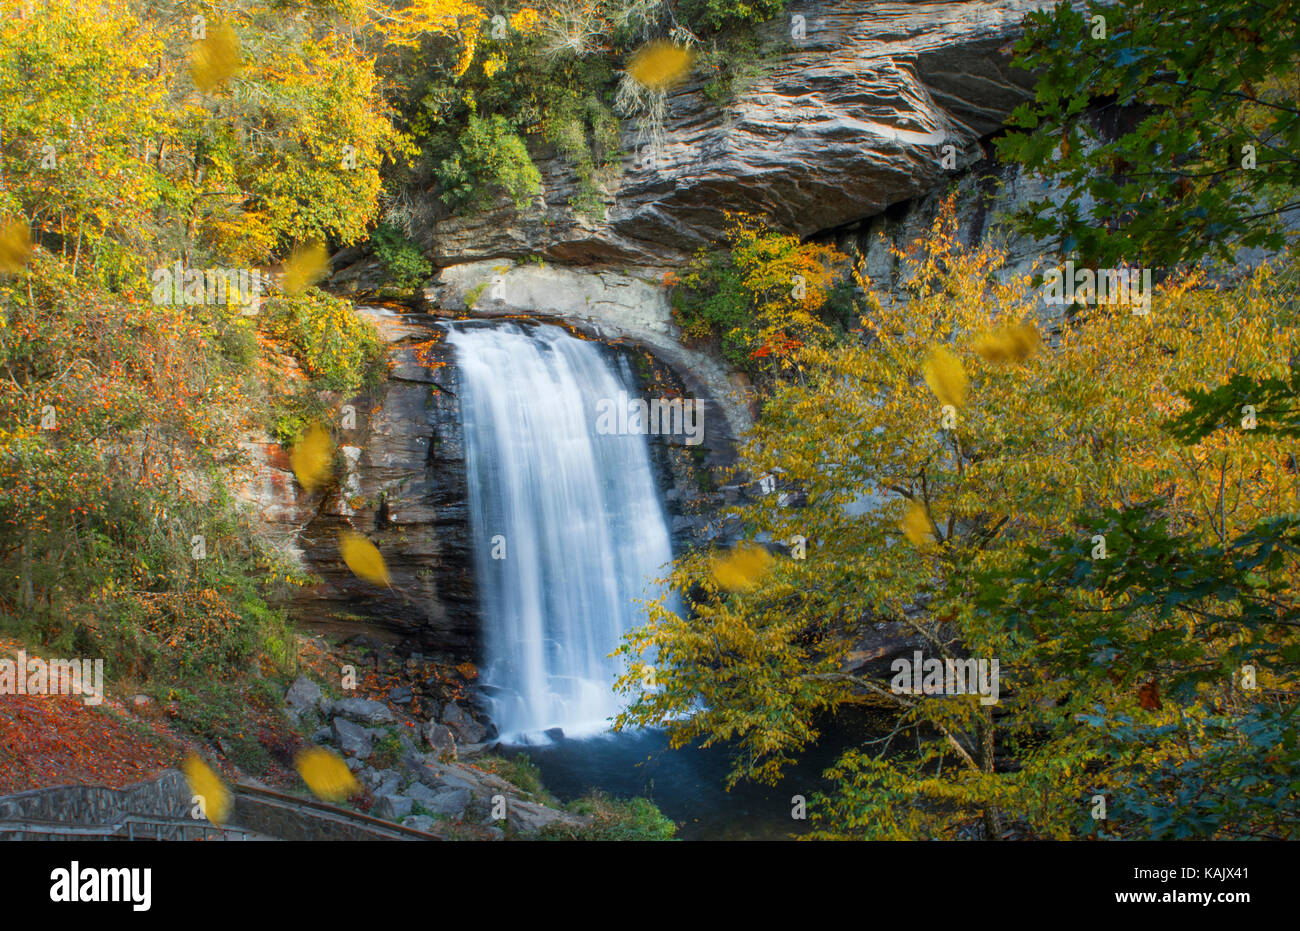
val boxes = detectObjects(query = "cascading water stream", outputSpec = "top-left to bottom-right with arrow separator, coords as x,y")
444,321 -> 675,742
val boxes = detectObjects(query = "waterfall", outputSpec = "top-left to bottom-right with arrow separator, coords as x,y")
445,321 -> 675,742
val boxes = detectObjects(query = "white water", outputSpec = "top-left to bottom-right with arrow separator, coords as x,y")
445,321 -> 674,742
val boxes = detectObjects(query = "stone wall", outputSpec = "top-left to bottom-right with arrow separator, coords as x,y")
0,770 -> 190,825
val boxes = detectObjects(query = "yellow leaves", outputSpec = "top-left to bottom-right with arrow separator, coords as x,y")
922,345 -> 968,408
182,755 -> 232,825
455,28 -> 479,76
711,543 -> 772,593
295,746 -> 360,803
380,0 -> 479,52
0,218 -> 32,273
899,500 -> 936,547
627,41 -> 695,92
339,530 -> 390,586
974,321 -> 1040,365
190,24 -> 241,93
282,241 -> 328,295
290,423 -> 333,493
509,8 -> 541,33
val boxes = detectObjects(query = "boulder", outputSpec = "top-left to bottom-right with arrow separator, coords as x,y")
388,685 -> 413,704
333,717 -> 372,759
419,0 -> 1039,269
284,676 -> 323,715
501,799 -> 590,836
420,722 -> 457,758
373,794 -> 413,821
426,789 -> 471,819
364,768 -> 403,799
441,702 -> 487,744
402,815 -> 437,833
405,781 -> 442,809
328,697 -> 395,726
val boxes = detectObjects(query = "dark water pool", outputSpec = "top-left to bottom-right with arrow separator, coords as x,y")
503,725 -> 866,841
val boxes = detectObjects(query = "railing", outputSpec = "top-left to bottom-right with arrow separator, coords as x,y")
0,775 -> 450,842
0,815 -> 252,841
228,783 -> 447,841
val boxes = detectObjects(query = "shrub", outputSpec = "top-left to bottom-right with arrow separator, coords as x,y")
370,223 -> 433,292
262,289 -> 385,394
679,0 -> 787,31
438,114 -> 542,212
671,214 -> 847,377
539,792 -> 678,841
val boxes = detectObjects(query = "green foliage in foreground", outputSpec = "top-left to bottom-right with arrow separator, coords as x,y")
679,0 -> 788,32
262,288 -> 386,395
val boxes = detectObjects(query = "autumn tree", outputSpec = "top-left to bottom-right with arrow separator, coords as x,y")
617,202 -> 1300,838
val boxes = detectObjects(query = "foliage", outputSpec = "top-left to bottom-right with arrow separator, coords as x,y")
476,752 -> 550,799
700,30 -> 772,106
671,214 -> 850,378
0,0 -> 462,696
619,203 -> 1300,840
437,114 -> 543,211
539,791 -> 679,840
370,223 -> 433,292
998,0 -> 1300,268
678,0 -> 787,32
262,289 -> 385,394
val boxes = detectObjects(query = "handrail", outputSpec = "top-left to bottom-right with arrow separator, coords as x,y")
230,783 -> 446,840
0,814 -> 251,841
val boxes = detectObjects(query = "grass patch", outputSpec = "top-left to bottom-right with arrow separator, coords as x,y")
540,791 -> 678,841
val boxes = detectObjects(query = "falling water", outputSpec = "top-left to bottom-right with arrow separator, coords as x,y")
445,321 -> 675,742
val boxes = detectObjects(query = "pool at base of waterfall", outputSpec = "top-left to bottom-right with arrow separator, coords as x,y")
501,724 -> 869,841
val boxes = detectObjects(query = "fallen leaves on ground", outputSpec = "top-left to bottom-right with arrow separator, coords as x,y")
0,694 -> 173,795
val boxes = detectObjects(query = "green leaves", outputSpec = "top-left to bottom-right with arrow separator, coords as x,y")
999,0 -> 1300,269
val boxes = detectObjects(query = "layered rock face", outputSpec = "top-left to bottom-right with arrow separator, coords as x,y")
420,0 -> 1042,268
